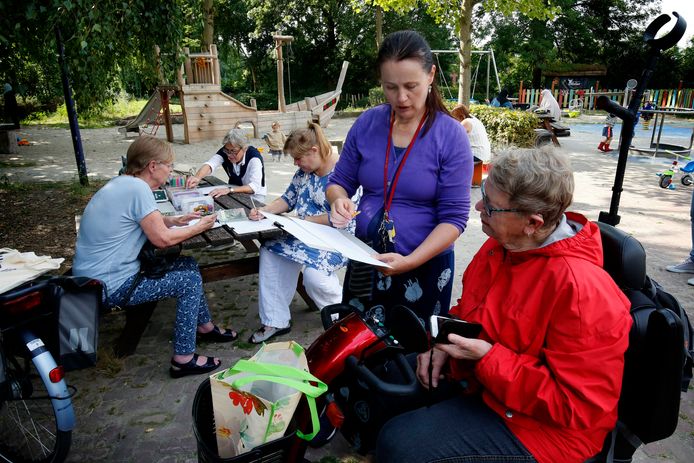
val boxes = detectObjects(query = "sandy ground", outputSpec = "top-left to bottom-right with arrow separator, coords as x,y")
1,113 -> 694,462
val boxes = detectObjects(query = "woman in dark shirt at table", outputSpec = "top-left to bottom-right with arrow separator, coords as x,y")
186,128 -> 267,202
73,136 -> 237,379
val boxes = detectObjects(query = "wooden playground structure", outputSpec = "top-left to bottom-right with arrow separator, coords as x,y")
120,37 -> 349,144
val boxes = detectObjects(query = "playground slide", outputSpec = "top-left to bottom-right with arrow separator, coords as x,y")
119,91 -> 162,133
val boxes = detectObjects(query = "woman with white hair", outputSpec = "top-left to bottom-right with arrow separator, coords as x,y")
186,128 -> 267,202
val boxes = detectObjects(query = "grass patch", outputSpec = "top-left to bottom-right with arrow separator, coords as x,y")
0,160 -> 38,168
0,177 -> 106,196
23,95 -> 182,129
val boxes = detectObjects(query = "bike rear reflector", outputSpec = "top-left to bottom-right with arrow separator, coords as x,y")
49,366 -> 65,383
2,291 -> 42,316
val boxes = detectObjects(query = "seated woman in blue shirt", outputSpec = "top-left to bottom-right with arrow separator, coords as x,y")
73,135 -> 237,379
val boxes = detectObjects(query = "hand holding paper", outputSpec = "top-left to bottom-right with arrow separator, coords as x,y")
262,212 -> 390,268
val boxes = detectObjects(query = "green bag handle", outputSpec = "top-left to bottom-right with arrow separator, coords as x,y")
224,359 -> 328,441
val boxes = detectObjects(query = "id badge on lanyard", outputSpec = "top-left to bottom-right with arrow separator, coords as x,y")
381,110 -> 427,251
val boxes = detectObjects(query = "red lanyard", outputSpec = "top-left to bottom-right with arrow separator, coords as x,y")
383,111 -> 428,215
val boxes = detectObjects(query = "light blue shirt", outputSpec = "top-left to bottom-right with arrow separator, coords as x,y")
73,175 -> 158,295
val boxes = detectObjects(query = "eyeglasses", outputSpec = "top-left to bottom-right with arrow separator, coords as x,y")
157,161 -> 174,170
480,179 -> 521,217
222,145 -> 241,156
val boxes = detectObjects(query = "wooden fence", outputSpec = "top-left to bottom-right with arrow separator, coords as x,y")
517,87 -> 694,111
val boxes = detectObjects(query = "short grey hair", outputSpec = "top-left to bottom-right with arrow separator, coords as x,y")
488,148 -> 574,229
222,128 -> 248,148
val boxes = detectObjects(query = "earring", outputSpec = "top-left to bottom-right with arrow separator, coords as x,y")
428,85 -> 432,94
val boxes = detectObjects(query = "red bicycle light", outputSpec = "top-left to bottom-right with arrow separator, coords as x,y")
325,401 -> 345,428
49,366 -> 65,383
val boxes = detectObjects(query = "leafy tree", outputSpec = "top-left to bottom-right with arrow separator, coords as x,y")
483,0 -> 662,92
0,1 -> 186,114
361,0 -> 555,103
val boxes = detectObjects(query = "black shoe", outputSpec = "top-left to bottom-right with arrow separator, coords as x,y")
169,354 -> 221,378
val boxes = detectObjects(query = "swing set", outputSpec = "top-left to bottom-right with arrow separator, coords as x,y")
431,48 -> 501,103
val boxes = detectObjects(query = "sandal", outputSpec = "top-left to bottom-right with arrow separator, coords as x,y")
248,325 -> 291,344
169,354 -> 221,378
197,325 -> 238,343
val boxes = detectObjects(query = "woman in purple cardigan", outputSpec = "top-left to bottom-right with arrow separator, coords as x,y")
327,30 -> 473,325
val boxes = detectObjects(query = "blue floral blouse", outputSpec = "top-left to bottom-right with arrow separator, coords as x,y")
264,168 -> 358,274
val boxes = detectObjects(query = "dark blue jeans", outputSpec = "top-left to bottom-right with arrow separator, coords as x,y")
376,393 -> 536,463
372,353 -> 536,463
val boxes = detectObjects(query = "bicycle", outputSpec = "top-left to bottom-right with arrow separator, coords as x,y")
0,275 -> 101,463
656,153 -> 694,189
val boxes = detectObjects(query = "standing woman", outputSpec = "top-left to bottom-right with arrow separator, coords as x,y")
328,30 -> 472,324
248,123 -> 355,343
186,128 -> 267,202
73,136 -> 237,379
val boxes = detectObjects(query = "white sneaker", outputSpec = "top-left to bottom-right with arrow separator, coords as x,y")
666,257 -> 694,274
688,277 -> 694,286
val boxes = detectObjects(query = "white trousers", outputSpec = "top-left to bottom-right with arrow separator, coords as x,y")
258,247 -> 342,328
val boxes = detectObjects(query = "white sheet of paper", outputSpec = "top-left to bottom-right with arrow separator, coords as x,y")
227,219 -> 278,235
261,212 -> 390,268
170,217 -> 223,229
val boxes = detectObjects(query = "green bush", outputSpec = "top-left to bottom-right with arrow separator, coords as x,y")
368,87 -> 385,107
468,104 -> 537,148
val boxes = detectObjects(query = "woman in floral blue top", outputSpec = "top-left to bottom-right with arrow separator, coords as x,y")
248,122 -> 355,343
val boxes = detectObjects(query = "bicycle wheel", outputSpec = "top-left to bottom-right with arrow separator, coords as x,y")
0,351 -> 71,463
659,175 -> 673,189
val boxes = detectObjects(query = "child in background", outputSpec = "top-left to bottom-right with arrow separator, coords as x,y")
263,121 -> 287,162
642,101 -> 654,130
598,113 -> 618,152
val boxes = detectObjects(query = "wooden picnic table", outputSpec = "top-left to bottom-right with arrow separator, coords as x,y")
536,113 -> 561,147
178,176 -> 283,283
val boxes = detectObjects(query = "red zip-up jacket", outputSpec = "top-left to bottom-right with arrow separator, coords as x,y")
450,213 -> 632,463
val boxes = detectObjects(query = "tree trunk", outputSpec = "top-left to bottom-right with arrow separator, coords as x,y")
457,0 -> 476,104
202,0 -> 214,51
375,6 -> 383,50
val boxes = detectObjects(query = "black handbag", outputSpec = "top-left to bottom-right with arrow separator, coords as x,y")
120,241 -> 180,307
137,240 -> 180,279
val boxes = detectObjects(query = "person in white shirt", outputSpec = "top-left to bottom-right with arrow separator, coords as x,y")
451,104 -> 491,163
186,128 -> 267,202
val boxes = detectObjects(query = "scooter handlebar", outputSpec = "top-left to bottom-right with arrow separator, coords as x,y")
345,353 -> 419,397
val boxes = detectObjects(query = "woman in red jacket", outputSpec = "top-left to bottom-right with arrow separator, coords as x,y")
377,149 -> 632,463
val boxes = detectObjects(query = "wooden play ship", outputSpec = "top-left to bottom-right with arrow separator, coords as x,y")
121,36 -> 349,144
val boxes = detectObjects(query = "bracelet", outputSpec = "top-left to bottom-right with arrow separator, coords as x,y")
229,187 -> 235,194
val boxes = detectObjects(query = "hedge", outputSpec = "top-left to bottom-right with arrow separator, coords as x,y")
466,104 -> 538,148
366,89 -> 538,148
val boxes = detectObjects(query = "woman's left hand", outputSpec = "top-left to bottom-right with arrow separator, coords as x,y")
375,252 -> 414,276
209,187 -> 231,198
436,334 -> 493,361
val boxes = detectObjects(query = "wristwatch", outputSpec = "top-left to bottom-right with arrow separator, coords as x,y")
229,187 -> 235,194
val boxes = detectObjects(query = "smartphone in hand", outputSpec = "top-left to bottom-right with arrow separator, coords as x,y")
430,315 -> 482,344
